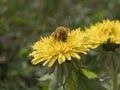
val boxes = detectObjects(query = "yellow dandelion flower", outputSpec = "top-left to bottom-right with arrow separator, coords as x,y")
29,27 -> 90,67
85,19 -> 120,49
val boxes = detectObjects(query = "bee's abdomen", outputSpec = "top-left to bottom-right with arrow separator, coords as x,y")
58,30 -> 67,42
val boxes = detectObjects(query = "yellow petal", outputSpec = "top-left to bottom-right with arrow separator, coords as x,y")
65,53 -> 71,60
48,55 -> 57,67
42,59 -> 51,66
58,54 -> 66,64
71,52 -> 81,60
31,57 -> 45,65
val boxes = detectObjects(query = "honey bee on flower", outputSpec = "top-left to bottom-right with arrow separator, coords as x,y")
29,27 -> 90,67
51,26 -> 70,42
29,17 -> 91,67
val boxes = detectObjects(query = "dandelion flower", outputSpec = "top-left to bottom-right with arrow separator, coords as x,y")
86,19 -> 120,50
29,27 -> 90,67
85,20 -> 120,83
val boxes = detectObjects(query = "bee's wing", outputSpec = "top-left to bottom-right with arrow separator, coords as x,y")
63,16 -> 72,28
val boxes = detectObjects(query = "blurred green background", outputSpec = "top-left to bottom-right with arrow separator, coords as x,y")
0,0 -> 120,90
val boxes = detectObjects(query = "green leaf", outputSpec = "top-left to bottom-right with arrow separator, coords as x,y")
78,75 -> 107,90
68,79 -> 75,90
81,68 -> 98,79
42,82 -> 48,90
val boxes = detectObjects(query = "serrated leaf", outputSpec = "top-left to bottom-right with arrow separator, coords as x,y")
81,68 -> 98,79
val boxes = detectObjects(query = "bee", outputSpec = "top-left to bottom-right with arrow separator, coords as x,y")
49,16 -> 71,42
51,26 -> 70,42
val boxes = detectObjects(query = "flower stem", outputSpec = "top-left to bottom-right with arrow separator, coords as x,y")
112,69 -> 118,90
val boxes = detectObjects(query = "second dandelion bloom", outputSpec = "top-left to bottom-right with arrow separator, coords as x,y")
85,19 -> 120,49
29,26 -> 91,67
